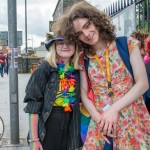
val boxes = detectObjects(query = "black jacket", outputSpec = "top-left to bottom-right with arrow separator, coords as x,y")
24,61 -> 81,150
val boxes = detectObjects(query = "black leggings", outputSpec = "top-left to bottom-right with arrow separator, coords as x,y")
42,107 -> 72,150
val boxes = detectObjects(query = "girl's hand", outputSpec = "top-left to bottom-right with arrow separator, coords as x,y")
30,141 -> 43,150
99,106 -> 119,137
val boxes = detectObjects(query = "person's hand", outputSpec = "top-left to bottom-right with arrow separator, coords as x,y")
92,111 -> 102,124
95,112 -> 115,144
30,141 -> 43,150
96,123 -> 114,144
98,106 -> 119,137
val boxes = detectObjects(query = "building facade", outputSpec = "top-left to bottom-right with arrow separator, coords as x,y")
49,0 -> 82,31
50,0 -> 150,36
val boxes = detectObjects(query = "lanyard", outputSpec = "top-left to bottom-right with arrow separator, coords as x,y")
93,48 -> 113,96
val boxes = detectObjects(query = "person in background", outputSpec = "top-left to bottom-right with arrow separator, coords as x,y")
144,36 -> 150,113
144,35 -> 150,65
0,52 -> 6,77
5,53 -> 9,75
130,30 -> 149,58
62,1 -> 150,149
24,15 -> 82,150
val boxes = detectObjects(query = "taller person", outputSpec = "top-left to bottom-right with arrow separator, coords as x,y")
62,1 -> 150,149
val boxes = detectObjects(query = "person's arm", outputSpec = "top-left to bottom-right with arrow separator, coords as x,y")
99,45 -> 149,136
24,61 -> 51,114
4,57 -> 6,66
80,70 -> 116,143
113,44 -> 148,110
24,62 -> 51,149
80,70 -> 101,123
28,114 -> 43,150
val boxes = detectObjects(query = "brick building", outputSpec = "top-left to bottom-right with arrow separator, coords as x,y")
49,0 -> 82,31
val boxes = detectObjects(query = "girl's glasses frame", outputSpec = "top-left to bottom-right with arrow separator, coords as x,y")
55,41 -> 75,49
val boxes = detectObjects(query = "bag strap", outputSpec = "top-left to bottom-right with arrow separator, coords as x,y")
116,36 -> 134,80
81,53 -> 91,87
84,57 -> 90,78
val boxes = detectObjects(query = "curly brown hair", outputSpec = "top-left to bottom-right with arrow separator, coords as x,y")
145,36 -> 150,56
59,1 -> 116,56
52,14 -> 68,39
130,30 -> 149,49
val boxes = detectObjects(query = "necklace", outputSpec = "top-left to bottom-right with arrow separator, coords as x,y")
57,62 -> 76,112
94,48 -> 113,97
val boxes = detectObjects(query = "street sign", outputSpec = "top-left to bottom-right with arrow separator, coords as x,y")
0,31 -> 22,46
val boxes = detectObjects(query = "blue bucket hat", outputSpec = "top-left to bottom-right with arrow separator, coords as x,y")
45,37 -> 64,51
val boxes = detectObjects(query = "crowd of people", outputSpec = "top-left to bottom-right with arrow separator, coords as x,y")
24,1 -> 150,150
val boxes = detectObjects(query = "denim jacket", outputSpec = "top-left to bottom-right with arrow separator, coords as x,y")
24,61 -> 81,150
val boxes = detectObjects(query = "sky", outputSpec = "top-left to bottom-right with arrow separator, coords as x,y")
0,0 -> 117,50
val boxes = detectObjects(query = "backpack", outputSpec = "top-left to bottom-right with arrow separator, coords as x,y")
116,36 -> 150,103
80,36 -> 150,149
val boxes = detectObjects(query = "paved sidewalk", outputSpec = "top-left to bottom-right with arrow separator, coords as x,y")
0,73 -> 31,149
0,146 -> 29,150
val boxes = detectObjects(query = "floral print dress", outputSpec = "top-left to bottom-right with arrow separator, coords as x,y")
82,37 -> 150,150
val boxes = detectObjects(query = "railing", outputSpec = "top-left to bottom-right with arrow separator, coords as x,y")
104,0 -> 150,32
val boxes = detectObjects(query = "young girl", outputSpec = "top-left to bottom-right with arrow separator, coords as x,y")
24,16 -> 82,150
63,1 -> 150,149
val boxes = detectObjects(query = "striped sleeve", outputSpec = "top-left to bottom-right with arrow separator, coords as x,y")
24,61 -> 51,114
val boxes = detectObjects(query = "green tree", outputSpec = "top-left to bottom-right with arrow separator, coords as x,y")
136,0 -> 149,32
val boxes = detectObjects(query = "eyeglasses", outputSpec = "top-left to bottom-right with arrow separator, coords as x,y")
55,41 -> 75,49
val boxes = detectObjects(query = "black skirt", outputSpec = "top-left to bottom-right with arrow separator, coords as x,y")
42,106 -> 73,150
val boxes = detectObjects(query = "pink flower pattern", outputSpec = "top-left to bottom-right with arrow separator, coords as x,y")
82,37 -> 150,150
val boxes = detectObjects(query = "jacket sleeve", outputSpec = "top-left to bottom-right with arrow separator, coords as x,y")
24,62 -> 51,114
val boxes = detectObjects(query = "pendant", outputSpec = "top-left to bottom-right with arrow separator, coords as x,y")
108,91 -> 113,97
108,82 -> 113,96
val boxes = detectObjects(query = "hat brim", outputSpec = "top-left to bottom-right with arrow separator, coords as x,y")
45,37 -> 64,51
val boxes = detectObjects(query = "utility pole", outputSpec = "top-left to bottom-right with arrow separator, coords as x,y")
8,0 -> 20,144
25,0 -> 28,72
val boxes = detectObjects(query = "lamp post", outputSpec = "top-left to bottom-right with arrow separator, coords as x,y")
8,0 -> 19,144
28,38 -> 33,50
25,0 -> 28,72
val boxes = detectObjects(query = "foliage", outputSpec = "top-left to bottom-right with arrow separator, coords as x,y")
136,0 -> 149,32
31,53 -> 38,57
